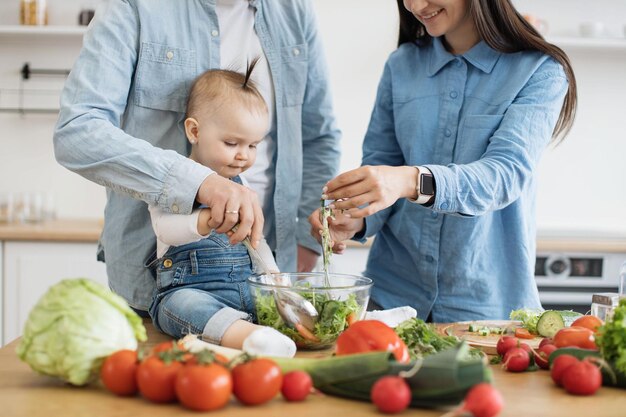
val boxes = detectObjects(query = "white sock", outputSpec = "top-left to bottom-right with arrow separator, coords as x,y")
365,306 -> 417,328
242,327 -> 297,358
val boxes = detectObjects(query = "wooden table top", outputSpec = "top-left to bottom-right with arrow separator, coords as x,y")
1,321 -> 625,417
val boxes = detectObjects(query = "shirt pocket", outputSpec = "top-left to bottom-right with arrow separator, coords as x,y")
455,115 -> 503,164
134,42 -> 196,113
280,43 -> 308,107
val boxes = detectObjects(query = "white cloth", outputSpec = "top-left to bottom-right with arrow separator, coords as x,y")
242,326 -> 296,358
217,0 -> 276,230
365,306 -> 417,328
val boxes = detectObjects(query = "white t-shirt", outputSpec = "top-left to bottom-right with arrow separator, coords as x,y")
217,0 -> 276,224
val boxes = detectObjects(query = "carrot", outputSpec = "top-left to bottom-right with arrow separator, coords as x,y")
295,323 -> 320,342
346,312 -> 357,327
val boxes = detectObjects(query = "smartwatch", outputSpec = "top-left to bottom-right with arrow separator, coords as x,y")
413,166 -> 435,205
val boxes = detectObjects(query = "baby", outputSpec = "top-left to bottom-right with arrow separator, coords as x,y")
147,59 -> 295,357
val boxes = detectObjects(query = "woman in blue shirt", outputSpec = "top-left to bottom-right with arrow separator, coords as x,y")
310,0 -> 577,322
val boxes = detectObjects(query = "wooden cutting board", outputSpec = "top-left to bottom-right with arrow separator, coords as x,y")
440,320 -> 543,355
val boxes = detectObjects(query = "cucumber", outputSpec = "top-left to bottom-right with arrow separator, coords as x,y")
536,310 -> 565,337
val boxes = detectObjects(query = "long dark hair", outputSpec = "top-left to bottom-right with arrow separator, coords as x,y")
397,0 -> 577,143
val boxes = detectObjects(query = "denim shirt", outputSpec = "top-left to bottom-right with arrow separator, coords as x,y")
53,0 -> 340,311
359,38 -> 568,322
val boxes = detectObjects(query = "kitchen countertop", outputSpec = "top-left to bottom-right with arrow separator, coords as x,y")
3,219 -> 626,253
0,218 -> 103,242
1,322 -> 624,417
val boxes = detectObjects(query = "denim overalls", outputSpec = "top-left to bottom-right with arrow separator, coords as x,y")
147,177 -> 257,344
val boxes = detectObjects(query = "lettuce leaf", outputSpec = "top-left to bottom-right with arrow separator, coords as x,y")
596,298 -> 626,375
254,290 -> 360,348
16,278 -> 146,385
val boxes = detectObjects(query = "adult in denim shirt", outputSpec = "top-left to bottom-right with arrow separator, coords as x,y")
310,0 -> 578,322
54,0 -> 340,314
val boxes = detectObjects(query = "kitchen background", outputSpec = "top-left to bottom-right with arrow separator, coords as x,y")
1,0 -> 625,230
0,0 -> 625,343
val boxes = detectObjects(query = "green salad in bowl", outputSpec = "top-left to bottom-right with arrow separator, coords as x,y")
248,272 -> 372,349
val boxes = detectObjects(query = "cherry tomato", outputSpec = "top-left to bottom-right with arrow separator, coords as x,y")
571,316 -> 604,333
370,376 -> 411,414
281,371 -> 313,402
136,355 -> 183,403
149,340 -> 185,355
100,349 -> 139,396
232,358 -> 283,406
175,363 -> 232,411
553,327 -> 597,350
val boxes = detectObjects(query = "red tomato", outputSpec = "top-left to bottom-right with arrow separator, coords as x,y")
149,340 -> 185,355
370,376 -> 411,414
281,371 -> 313,402
175,363 -> 232,411
514,328 -> 535,339
553,327 -> 597,350
335,320 -> 410,363
232,358 -> 283,406
136,355 -> 183,403
100,349 -> 139,396
571,316 -> 604,333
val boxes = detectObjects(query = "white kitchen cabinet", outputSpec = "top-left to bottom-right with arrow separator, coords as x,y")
2,241 -> 107,346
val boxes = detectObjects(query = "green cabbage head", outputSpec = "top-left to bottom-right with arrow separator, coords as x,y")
16,278 -> 147,385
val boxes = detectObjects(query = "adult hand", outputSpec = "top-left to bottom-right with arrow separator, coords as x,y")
196,174 -> 264,247
297,245 -> 319,272
322,165 -> 417,218
308,208 -> 364,254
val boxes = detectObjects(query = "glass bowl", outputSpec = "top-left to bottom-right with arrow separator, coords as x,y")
248,272 -> 373,350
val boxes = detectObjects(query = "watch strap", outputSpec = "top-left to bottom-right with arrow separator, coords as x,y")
414,166 -> 434,205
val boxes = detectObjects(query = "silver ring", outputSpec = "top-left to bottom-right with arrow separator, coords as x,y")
225,210 -> 239,215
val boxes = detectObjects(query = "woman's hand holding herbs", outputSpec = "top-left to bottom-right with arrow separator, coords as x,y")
308,208 -> 364,254
321,165 -> 418,218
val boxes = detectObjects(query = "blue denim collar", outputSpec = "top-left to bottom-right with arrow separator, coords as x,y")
428,37 -> 501,76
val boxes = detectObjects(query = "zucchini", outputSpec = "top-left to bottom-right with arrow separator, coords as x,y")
536,310 -> 565,337
272,343 -> 491,408
549,347 -> 626,389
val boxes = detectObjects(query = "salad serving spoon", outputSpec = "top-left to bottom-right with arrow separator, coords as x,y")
240,237 -> 319,332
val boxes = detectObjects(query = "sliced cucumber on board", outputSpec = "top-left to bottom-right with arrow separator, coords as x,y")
537,311 -> 565,337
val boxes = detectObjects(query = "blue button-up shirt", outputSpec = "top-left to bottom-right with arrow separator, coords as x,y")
53,0 -> 340,311
360,38 -> 568,322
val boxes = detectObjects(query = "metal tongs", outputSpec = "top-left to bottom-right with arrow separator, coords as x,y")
240,235 -> 319,332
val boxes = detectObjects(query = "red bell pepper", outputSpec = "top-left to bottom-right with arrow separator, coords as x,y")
335,320 -> 410,363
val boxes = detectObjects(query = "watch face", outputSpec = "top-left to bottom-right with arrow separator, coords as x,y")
420,174 -> 435,195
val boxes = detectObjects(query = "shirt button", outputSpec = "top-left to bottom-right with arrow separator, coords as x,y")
211,30 -> 219,37
444,129 -> 452,137
440,202 -> 449,210
431,211 -> 438,219
450,91 -> 458,99
172,204 -> 179,213
455,59 -> 462,66
293,48 -> 300,56
163,259 -> 173,268
425,255 -> 434,263
166,51 -> 174,60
